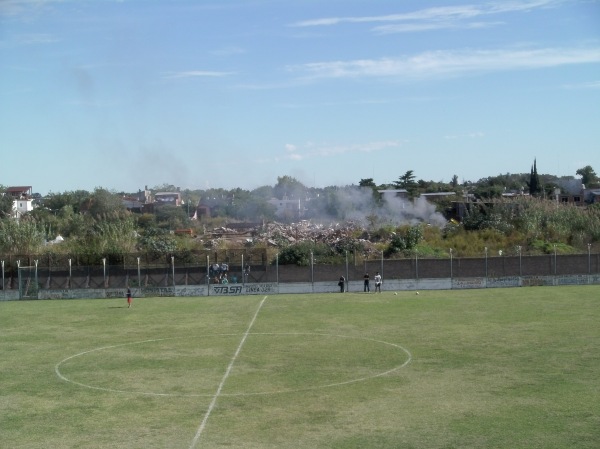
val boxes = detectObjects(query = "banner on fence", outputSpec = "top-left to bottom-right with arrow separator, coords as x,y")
210,283 -> 278,296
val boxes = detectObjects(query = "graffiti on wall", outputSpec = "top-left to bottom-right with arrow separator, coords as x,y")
452,278 -> 485,289
210,283 -> 278,296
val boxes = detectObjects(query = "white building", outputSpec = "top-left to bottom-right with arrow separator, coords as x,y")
12,198 -> 35,218
6,186 -> 35,219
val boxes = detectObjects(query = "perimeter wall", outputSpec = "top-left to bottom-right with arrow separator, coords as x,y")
1,253 -> 599,300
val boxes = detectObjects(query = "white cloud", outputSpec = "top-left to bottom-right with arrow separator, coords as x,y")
446,132 -> 485,139
14,33 -> 60,45
287,47 -> 600,81
290,1 -> 561,34
284,140 -> 402,161
374,20 -> 503,34
563,80 -> 600,89
163,70 -> 235,79
0,0 -> 64,17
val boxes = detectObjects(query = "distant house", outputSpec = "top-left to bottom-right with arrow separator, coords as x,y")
194,203 -> 212,219
6,186 -> 32,199
122,196 -> 145,213
420,192 -> 457,201
377,189 -> 409,199
155,192 -> 183,206
584,189 -> 600,204
551,179 -> 585,205
6,186 -> 35,218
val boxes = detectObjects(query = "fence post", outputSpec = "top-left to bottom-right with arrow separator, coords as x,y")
102,258 -> 106,289
171,256 -> 175,288
449,249 -> 453,288
484,247 -> 488,288
345,251 -> 349,292
34,260 -> 38,299
415,250 -> 419,291
310,251 -> 314,293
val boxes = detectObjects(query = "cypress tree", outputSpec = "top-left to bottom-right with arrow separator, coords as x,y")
528,158 -> 541,197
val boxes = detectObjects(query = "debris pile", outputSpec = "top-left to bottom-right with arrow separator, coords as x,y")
200,220 -> 381,255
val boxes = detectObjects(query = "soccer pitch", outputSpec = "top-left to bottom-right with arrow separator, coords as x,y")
1,287 -> 599,449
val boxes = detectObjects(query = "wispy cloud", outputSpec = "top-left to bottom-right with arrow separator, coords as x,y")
283,140 -> 402,161
0,0 -> 64,17
163,70 -> 235,80
562,80 -> 600,89
286,47 -> 600,81
14,33 -> 60,45
444,131 -> 485,140
290,1 -> 561,34
374,20 -> 503,34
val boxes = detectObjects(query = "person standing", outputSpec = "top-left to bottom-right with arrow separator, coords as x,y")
374,272 -> 382,293
126,288 -> 132,308
363,273 -> 370,293
338,276 -> 345,293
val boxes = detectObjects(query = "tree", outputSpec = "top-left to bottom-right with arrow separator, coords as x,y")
80,188 -> 126,217
576,165 -> 598,187
273,176 -> 306,200
251,185 -> 274,200
383,225 -> 423,257
138,227 -> 178,256
155,204 -> 189,230
0,217 -> 45,254
43,190 -> 90,214
0,186 -> 14,218
359,178 -> 376,187
528,159 -> 542,197
393,170 -> 418,197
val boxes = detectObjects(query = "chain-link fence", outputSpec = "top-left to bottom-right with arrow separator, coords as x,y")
2,250 -> 599,292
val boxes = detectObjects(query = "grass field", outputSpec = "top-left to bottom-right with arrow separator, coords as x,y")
1,286 -> 599,449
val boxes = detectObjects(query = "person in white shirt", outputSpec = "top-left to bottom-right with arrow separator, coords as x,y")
374,272 -> 382,293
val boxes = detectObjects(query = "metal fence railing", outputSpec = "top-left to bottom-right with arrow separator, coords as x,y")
2,252 -> 599,292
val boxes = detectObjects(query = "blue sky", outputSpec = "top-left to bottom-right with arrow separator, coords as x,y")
1,0 -> 599,195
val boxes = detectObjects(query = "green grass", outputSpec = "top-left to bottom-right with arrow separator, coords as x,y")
1,287 -> 599,448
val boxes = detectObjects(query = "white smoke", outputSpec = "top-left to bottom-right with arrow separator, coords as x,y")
309,187 -> 447,227
380,192 -> 447,227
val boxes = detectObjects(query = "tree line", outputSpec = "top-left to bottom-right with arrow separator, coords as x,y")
1,163 -> 599,262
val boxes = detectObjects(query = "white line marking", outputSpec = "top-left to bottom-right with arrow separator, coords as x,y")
188,295 -> 268,449
56,333 -> 411,397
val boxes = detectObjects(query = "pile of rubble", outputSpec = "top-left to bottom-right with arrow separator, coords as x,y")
201,220 -> 381,255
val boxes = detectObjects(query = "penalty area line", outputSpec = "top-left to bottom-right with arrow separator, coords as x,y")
188,295 -> 268,449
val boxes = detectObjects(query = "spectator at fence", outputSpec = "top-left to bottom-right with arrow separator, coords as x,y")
374,272 -> 382,293
363,273 -> 370,293
338,276 -> 345,293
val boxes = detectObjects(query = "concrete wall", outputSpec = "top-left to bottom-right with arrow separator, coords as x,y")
2,253 -> 600,300
2,274 -> 599,301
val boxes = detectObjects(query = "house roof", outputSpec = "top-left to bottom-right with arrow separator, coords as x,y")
7,186 -> 32,193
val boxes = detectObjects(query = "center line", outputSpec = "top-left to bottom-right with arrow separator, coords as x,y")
189,295 -> 268,449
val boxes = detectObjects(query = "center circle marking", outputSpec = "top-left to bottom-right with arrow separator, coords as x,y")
55,333 -> 412,397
